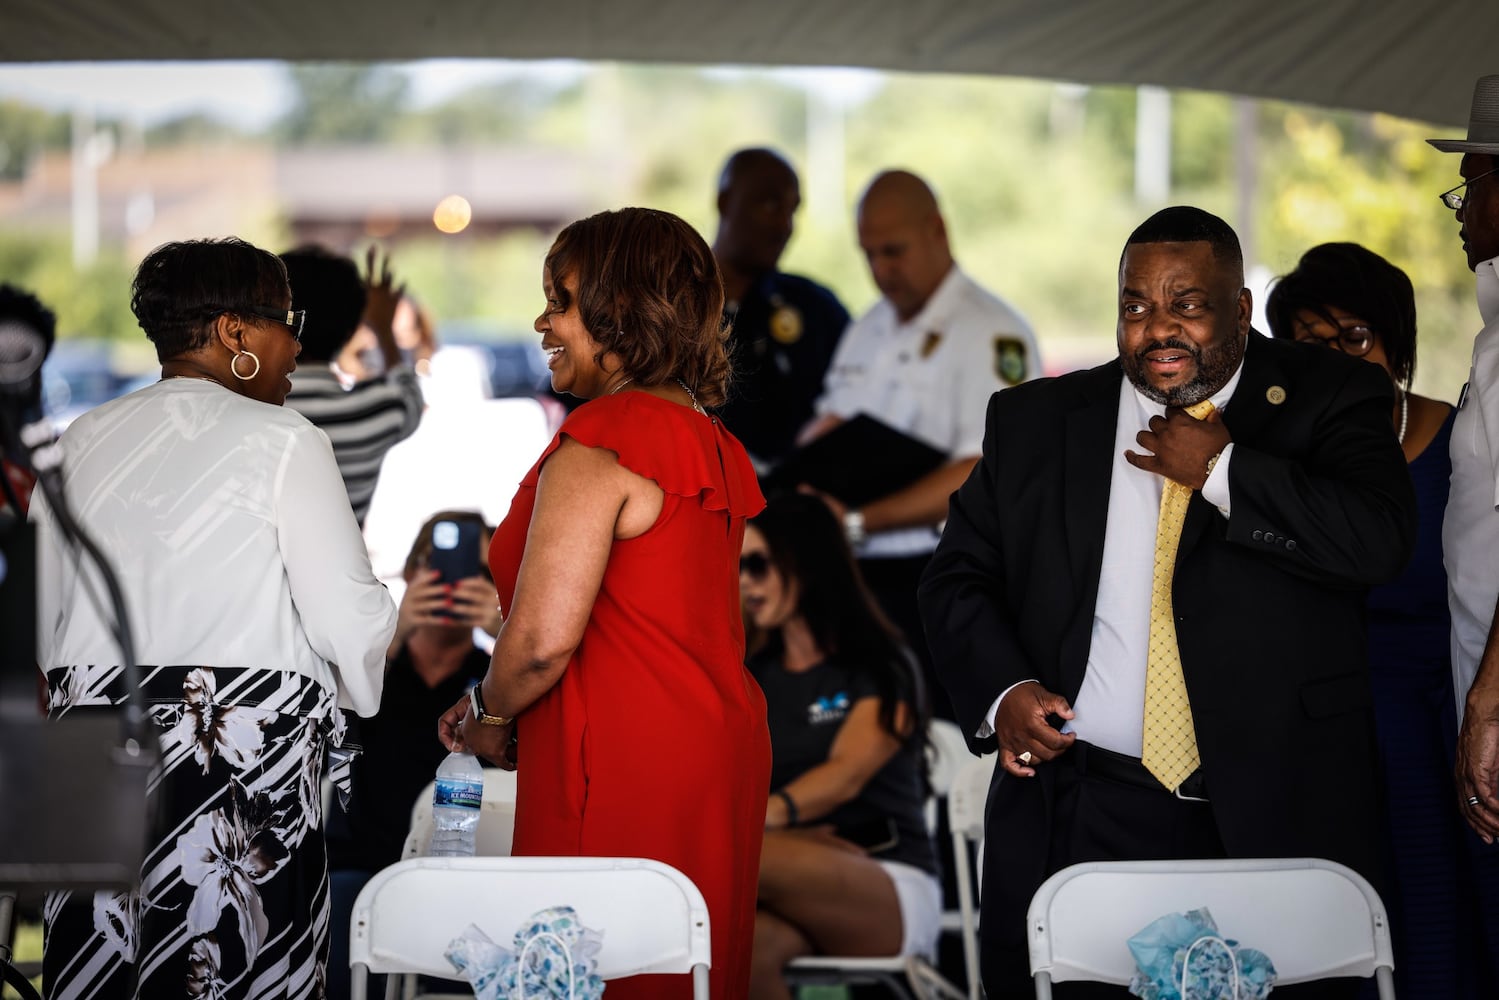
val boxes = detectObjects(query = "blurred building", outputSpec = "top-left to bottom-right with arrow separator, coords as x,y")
0,143 -> 600,256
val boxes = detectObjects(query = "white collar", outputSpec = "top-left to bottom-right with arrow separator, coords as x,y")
1477,255 -> 1499,327
893,264 -> 966,332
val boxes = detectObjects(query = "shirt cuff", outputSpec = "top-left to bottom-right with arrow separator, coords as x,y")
977,678 -> 1039,738
1200,442 -> 1235,518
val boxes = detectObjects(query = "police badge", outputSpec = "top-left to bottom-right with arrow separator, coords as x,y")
769,298 -> 803,345
993,336 -> 1030,384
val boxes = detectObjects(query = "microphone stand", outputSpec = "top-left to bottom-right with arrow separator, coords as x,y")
0,409 -> 156,1000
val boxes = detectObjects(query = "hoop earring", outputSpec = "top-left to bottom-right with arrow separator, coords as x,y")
231,350 -> 261,381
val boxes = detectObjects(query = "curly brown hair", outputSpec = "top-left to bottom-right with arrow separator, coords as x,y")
544,207 -> 731,407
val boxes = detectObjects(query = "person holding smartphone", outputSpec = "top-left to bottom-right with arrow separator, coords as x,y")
325,509 -> 500,1000
742,492 -> 940,999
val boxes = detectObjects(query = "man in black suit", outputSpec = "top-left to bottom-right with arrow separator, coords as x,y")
918,207 -> 1416,997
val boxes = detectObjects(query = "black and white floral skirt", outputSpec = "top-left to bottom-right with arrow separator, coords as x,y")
41,666 -> 346,1000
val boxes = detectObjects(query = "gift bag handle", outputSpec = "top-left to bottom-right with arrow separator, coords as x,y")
515,930 -> 578,1000
1179,934 -> 1242,999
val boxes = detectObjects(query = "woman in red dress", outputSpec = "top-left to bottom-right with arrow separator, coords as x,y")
440,207 -> 769,998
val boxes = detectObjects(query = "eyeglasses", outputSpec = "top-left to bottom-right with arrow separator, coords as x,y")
1439,165 -> 1499,210
246,307 -> 306,341
1295,323 -> 1375,358
739,552 -> 771,581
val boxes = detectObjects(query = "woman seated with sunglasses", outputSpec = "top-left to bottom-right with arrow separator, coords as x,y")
33,237 -> 396,996
742,492 -> 940,1000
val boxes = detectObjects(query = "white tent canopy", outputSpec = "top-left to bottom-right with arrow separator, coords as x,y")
1,0 -> 1489,126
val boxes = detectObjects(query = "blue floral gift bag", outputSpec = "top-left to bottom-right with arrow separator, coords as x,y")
1126,907 -> 1277,1000
446,905 -> 607,1000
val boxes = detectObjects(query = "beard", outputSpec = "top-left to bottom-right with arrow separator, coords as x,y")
1122,333 -> 1245,407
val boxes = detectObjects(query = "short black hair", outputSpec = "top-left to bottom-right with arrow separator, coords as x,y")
1124,206 -> 1244,280
717,147 -> 797,195
280,245 -> 368,362
0,283 -> 57,410
0,283 -> 57,356
1266,242 -> 1418,386
130,238 -> 288,362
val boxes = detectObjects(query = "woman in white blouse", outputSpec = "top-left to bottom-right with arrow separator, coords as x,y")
31,237 -> 397,1000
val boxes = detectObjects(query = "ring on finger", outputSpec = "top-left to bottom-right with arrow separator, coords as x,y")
1017,751 -> 1034,765
1470,795 -> 1483,807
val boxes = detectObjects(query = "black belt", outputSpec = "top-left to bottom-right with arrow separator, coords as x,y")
1067,741 -> 1209,802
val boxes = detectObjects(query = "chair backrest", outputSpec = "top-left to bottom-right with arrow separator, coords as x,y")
926,719 -> 972,799
947,753 -> 993,845
402,797 -> 517,859
1027,858 -> 1394,991
350,856 -> 711,987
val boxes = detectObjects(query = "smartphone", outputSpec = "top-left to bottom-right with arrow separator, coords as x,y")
426,519 -> 483,613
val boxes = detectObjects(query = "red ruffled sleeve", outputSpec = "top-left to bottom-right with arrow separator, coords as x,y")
521,393 -> 765,518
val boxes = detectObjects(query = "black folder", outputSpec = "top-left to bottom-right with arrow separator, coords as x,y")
763,414 -> 948,507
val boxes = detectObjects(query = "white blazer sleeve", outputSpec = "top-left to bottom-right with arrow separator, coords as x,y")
28,485 -> 62,671
274,423 -> 396,716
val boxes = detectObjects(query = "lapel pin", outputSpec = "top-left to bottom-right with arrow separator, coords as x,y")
1266,385 -> 1287,405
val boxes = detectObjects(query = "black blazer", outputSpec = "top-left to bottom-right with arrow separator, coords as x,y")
918,331 -> 1416,927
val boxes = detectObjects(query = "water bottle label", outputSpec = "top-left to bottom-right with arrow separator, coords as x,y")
434,778 -> 483,810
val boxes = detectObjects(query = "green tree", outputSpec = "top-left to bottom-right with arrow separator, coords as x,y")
276,64 -> 410,145
0,99 -> 70,180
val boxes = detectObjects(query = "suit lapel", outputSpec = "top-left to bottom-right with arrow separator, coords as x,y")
1062,362 -> 1122,691
1179,332 -> 1280,557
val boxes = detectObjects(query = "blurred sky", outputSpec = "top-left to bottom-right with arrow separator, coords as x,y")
0,60 -> 579,128
0,60 -> 882,129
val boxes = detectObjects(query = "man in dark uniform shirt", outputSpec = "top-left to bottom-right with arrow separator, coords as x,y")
713,147 -> 851,469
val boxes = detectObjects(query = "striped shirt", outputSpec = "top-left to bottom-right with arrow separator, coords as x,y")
285,365 -> 424,525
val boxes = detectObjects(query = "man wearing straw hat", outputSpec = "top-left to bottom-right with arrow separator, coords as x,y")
1431,75 -> 1499,848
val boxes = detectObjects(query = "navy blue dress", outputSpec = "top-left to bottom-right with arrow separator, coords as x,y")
1366,408 -> 1499,998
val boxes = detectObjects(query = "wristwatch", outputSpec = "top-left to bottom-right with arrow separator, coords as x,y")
468,684 -> 513,727
843,508 -> 867,547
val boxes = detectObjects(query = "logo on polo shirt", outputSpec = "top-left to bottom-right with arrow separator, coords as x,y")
807,691 -> 851,725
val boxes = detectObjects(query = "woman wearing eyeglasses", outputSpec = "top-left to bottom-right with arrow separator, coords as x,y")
33,237 -> 397,999
740,492 -> 939,1000
1267,241 -> 1496,998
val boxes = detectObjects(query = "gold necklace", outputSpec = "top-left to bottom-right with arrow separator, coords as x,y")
163,373 -> 227,388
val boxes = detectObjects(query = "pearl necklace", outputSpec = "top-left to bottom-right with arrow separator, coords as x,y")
609,376 -> 633,395
1397,387 -> 1409,445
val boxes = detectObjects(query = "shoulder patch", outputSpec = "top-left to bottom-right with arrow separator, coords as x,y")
994,336 -> 1030,384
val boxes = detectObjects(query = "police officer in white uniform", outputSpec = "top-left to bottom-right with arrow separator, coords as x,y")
804,169 -> 1040,720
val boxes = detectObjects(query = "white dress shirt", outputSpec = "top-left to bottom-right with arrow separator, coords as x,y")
818,265 -> 1040,558
981,361 -> 1243,745
1444,254 -> 1499,724
32,378 -> 396,716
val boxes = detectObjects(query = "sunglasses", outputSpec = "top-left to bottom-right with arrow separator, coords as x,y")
739,552 -> 771,581
247,306 -> 306,341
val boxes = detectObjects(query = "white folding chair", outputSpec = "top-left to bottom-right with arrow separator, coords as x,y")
785,719 -> 973,999
1027,858 -> 1396,999
349,856 -> 711,1000
946,753 -> 995,1000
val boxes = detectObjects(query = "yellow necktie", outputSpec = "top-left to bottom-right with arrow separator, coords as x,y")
1140,399 -> 1215,791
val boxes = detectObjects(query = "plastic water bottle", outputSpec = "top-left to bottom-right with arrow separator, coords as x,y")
430,750 -> 484,857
